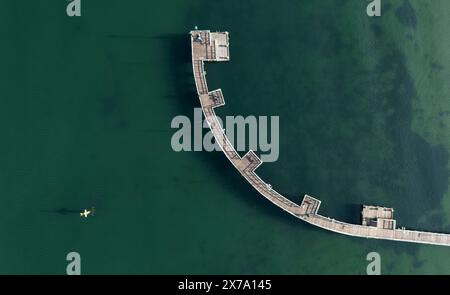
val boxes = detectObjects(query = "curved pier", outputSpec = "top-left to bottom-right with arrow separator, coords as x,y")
190,29 -> 450,247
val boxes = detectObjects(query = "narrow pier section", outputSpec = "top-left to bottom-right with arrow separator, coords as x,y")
190,29 -> 450,247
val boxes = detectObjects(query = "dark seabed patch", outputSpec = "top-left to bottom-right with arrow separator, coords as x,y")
99,96 -> 118,117
373,50 -> 449,232
395,0 -> 417,29
383,2 -> 393,14
431,62 -> 444,72
370,24 -> 383,38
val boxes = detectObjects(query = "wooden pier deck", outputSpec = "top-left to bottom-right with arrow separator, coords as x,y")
190,29 -> 450,247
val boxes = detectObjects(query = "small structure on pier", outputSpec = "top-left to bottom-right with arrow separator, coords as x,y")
190,30 -> 230,62
361,205 -> 396,230
301,195 -> 321,216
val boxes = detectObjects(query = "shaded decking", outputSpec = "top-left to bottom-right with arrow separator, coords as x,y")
190,30 -> 450,247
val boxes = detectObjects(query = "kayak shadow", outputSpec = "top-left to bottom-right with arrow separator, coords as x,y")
41,208 -> 81,216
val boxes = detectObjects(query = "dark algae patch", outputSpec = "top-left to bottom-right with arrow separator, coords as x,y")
370,23 -> 383,38
395,0 -> 418,29
373,50 -> 449,232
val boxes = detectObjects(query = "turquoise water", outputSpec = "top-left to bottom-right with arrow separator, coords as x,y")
0,0 -> 450,274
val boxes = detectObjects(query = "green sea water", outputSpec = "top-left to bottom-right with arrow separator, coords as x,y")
1,0 -> 450,274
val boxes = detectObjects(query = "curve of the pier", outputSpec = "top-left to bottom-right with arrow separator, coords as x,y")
190,30 -> 450,247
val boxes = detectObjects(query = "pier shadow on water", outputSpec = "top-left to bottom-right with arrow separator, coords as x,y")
154,33 -> 197,111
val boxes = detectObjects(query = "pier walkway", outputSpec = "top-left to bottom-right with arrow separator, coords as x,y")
190,30 -> 450,247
